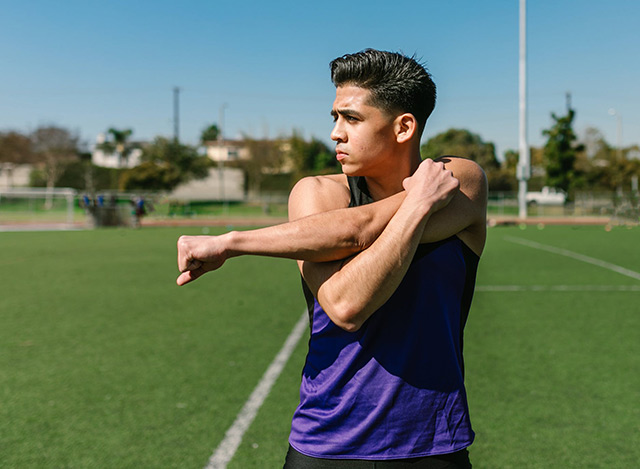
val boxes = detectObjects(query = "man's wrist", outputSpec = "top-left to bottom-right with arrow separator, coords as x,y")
217,231 -> 238,259
403,192 -> 436,219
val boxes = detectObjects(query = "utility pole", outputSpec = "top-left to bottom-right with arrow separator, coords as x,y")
517,0 -> 530,219
173,87 -> 180,143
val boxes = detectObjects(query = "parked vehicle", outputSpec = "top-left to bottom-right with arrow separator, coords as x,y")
526,187 -> 567,205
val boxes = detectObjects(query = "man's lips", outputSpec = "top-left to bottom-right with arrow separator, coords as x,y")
336,149 -> 348,161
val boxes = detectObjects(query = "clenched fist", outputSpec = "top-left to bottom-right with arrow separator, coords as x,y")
402,158 -> 459,214
176,235 -> 228,286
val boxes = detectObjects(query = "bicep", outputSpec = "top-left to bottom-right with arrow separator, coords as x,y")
288,175 -> 352,288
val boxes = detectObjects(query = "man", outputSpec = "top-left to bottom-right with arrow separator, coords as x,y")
177,49 -> 487,468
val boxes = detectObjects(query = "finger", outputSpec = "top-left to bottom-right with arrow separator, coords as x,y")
176,268 -> 204,286
176,236 -> 192,271
185,258 -> 203,272
433,161 -> 445,171
176,271 -> 192,286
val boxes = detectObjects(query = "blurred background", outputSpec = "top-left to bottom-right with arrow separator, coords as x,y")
1,0 -> 639,228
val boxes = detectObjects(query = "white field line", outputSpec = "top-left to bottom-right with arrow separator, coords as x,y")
476,285 -> 640,292
204,310 -> 308,469
504,236 -> 640,282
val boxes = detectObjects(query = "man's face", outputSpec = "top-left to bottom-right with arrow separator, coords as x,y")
330,85 -> 397,177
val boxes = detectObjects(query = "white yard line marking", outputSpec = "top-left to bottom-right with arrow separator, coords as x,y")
204,310 -> 308,469
476,285 -> 640,292
504,236 -> 640,281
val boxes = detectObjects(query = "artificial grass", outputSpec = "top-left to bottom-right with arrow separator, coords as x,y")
1,225 -> 638,467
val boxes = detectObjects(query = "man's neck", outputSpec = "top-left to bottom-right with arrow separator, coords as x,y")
363,151 -> 422,201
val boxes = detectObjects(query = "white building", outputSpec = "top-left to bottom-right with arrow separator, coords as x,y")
203,138 -> 295,173
204,140 -> 251,163
0,163 -> 32,189
169,167 -> 245,202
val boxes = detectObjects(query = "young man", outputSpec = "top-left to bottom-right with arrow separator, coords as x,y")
177,49 -> 487,468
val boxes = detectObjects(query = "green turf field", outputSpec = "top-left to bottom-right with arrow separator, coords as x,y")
0,225 -> 638,468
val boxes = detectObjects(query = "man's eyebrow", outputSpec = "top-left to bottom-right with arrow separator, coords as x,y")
331,108 -> 364,119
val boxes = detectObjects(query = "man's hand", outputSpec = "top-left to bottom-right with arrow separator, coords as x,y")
402,158 -> 460,215
176,235 -> 228,286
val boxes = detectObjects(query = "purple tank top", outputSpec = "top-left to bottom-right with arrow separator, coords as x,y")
289,176 -> 478,460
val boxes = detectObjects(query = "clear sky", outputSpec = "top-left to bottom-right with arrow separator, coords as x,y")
1,0 -> 638,159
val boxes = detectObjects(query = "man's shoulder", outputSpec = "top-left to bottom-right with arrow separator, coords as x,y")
291,173 -> 349,196
436,156 -> 487,201
288,173 -> 351,219
303,173 -> 349,186
436,155 -> 486,179
429,156 -> 487,256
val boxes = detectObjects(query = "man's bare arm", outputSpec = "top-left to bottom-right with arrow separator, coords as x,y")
176,158 -> 486,286
176,175 -> 401,286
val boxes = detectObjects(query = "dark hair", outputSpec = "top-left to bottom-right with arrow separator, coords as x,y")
330,49 -> 436,134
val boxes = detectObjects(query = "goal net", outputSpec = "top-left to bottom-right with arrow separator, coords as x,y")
0,188 -> 77,228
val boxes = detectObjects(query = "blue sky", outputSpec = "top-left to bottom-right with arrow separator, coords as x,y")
1,0 -> 638,159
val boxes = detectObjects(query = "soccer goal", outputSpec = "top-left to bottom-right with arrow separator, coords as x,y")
0,187 -> 77,226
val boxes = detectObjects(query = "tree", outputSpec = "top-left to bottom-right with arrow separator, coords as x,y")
288,132 -> 336,176
420,128 -> 500,170
120,137 -> 210,191
240,137 -> 284,194
0,131 -> 37,164
30,126 -> 80,209
119,161 -> 182,192
541,108 -> 584,194
420,128 -> 503,189
588,141 -> 640,195
200,124 -> 220,144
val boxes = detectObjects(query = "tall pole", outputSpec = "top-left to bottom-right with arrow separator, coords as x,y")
218,103 -> 228,213
517,0 -> 529,220
173,87 -> 180,143
608,108 -> 623,159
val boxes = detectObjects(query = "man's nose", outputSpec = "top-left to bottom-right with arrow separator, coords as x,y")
330,121 -> 345,142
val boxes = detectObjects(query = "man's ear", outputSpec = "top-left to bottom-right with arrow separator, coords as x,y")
394,113 -> 418,143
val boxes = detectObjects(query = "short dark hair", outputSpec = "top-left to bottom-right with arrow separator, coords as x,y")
330,49 -> 436,134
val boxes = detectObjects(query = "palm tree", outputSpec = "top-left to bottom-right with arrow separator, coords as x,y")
98,128 -> 134,167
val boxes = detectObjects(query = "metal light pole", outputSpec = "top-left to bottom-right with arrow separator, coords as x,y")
608,108 -> 622,160
517,0 -> 530,220
218,103 -> 228,213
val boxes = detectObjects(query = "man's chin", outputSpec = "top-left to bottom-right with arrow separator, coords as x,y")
340,164 -> 361,177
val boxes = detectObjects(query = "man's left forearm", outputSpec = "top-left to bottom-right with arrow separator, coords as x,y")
176,193 -> 404,285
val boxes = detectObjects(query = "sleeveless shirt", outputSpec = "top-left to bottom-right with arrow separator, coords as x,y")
289,175 -> 478,460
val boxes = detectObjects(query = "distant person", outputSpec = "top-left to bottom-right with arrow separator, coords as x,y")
131,196 -> 147,228
81,194 -> 92,211
177,49 -> 487,468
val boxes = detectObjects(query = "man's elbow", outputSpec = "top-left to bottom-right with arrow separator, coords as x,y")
321,299 -> 366,332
